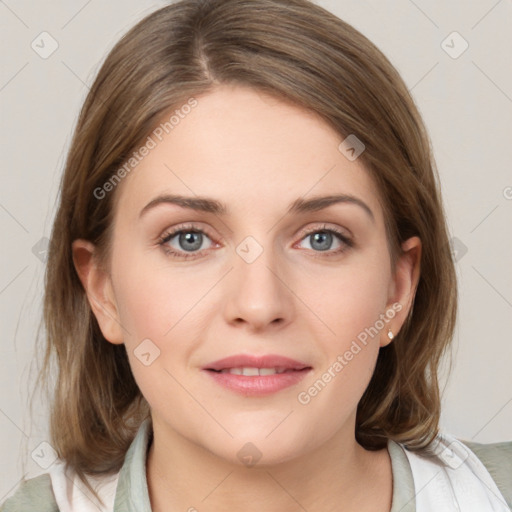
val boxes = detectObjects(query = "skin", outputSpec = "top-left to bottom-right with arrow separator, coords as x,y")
73,84 -> 421,512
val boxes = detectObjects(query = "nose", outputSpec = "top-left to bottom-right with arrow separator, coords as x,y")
223,243 -> 294,332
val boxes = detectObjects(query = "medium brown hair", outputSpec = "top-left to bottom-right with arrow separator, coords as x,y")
39,0 -> 457,497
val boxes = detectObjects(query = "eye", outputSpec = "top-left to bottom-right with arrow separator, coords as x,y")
296,225 -> 353,256
158,223 -> 353,260
158,223 -> 216,259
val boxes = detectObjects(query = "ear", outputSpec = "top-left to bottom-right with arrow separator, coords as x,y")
71,239 -> 124,345
381,236 -> 422,347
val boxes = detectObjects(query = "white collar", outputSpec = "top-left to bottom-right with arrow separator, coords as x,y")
49,428 -> 509,512
403,430 -> 509,511
49,462 -> 118,512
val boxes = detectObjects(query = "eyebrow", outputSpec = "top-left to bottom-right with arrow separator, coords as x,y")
139,193 -> 375,223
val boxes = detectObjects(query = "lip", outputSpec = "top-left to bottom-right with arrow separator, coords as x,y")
204,354 -> 310,371
202,354 -> 312,396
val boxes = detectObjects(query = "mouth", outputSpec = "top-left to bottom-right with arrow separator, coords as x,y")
202,354 -> 312,395
209,367 -> 306,376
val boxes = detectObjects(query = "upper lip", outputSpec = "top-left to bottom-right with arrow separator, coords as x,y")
204,354 -> 311,371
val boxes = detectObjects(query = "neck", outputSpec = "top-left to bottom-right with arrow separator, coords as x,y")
146,417 -> 392,512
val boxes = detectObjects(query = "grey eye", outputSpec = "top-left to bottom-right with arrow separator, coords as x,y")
178,231 -> 204,251
308,231 -> 334,251
164,230 -> 213,253
299,230 -> 343,252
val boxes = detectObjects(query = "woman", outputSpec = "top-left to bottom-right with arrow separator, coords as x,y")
2,0 -> 510,510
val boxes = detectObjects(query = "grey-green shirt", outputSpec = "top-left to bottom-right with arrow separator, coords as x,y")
2,419 -> 511,511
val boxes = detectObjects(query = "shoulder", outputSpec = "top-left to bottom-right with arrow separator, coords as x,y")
0,473 -> 59,512
459,438 -> 512,508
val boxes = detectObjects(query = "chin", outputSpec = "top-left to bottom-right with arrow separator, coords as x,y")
224,429 -> 312,468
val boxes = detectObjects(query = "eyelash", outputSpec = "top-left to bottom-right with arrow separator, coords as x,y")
157,223 -> 354,260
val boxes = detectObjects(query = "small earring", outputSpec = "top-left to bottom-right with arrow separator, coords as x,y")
387,329 -> 394,340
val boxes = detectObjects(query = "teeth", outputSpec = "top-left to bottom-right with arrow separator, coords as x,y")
258,368 -> 277,376
219,367 -> 288,376
242,367 -> 260,376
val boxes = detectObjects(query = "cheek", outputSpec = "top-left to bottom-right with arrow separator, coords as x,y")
110,259 -> 199,409
110,250 -> 217,396
293,252 -> 390,404
295,268 -> 387,422
112,250 -> 207,343
301,256 -> 391,344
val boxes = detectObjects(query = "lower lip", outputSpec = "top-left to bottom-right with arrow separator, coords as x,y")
203,369 -> 311,396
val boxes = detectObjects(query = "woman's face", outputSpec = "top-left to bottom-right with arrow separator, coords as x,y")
77,84 -> 420,466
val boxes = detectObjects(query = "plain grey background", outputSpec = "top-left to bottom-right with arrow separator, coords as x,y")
1,0 -> 511,502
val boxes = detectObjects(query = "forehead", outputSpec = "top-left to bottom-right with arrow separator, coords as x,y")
113,85 -> 383,225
